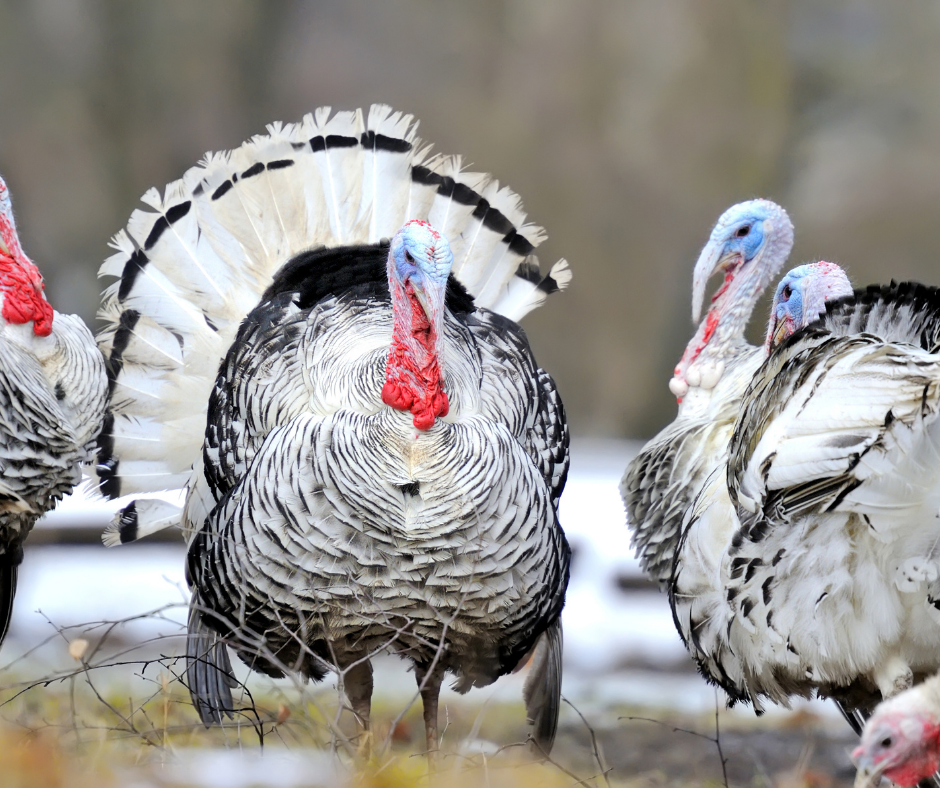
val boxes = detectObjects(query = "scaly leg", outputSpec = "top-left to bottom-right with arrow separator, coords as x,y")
415,660 -> 446,763
344,658 -> 374,755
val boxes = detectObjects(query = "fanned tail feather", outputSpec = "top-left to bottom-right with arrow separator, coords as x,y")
818,281 -> 940,350
97,104 -> 570,540
102,498 -> 182,547
523,618 -> 563,755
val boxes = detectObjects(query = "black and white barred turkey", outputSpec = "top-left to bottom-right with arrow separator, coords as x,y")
0,175 -> 105,645
96,106 -> 572,755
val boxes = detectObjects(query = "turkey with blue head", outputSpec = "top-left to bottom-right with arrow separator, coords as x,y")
673,260 -> 940,737
622,199 -> 794,587
96,106 -> 572,758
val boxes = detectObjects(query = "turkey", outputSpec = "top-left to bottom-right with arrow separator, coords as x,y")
673,269 -> 940,733
853,671 -> 940,788
0,174 -> 106,645
95,105 -> 572,756
622,199 -> 793,584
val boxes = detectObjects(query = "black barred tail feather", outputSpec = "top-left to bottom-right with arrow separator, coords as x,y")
523,619 -> 563,754
97,104 -> 569,507
816,280 -> 940,349
102,498 -> 181,547
0,560 -> 16,646
186,604 -> 237,727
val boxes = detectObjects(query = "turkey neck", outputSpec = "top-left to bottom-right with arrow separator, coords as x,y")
674,243 -> 788,399
382,276 -> 449,431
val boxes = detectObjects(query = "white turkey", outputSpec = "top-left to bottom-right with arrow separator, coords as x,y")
0,175 -> 106,645
95,105 -> 572,756
853,670 -> 940,787
672,267 -> 940,733
622,199 -> 794,584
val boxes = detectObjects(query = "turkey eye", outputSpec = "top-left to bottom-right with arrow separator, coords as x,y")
735,225 -> 750,238
781,284 -> 792,301
404,251 -> 414,264
880,736 -> 893,748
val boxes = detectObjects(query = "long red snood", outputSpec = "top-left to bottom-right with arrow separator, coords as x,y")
382,281 -> 448,431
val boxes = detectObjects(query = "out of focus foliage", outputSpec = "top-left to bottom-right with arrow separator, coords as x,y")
0,0 -> 938,436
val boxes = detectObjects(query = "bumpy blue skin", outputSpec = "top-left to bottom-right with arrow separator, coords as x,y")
390,221 -> 454,288
772,264 -> 814,326
709,205 -> 768,261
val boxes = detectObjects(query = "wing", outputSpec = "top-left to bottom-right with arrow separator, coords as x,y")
730,333 -> 940,537
464,308 -> 569,506
0,339 -> 83,514
623,394 -> 746,585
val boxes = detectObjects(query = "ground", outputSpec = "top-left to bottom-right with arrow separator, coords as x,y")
0,655 -> 860,788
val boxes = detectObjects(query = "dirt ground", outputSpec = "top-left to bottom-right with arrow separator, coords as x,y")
551,708 -> 858,788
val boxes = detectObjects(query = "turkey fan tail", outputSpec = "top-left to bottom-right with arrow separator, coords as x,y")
97,103 -> 567,504
413,155 -> 570,322
819,281 -> 940,351
523,618 -> 563,755
0,561 -> 17,648
186,602 -> 237,726
102,499 -> 182,547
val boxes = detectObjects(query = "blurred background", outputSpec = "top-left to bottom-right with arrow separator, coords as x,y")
4,0 -> 940,439
0,2 -> 932,783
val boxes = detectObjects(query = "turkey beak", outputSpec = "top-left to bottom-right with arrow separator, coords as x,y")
410,279 -> 433,321
0,234 -> 10,257
770,315 -> 792,349
851,752 -> 885,788
692,240 -> 740,324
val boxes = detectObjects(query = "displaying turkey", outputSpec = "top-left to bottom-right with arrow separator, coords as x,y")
0,174 -> 106,645
622,199 -> 794,584
673,269 -> 940,732
853,670 -> 940,788
96,105 -> 572,756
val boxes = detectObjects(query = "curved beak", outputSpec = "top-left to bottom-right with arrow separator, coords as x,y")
770,314 -> 793,349
410,279 -> 430,317
691,239 -> 741,324
851,749 -> 886,788
407,276 -> 447,328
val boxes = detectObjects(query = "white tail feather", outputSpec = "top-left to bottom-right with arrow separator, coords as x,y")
102,498 -> 182,547
97,104 -> 570,521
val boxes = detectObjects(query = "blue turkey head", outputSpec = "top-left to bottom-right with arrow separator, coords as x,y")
691,199 -> 794,323
766,262 -> 853,349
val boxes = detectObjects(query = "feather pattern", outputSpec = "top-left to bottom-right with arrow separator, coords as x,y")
97,104 -> 569,502
97,107 -> 570,751
673,282 -> 940,715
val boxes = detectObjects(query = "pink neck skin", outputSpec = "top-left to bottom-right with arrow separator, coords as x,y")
672,259 -> 758,402
381,279 -> 448,431
0,202 -> 52,337
674,268 -> 735,378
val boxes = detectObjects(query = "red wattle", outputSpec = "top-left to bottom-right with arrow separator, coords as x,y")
0,252 -> 53,337
383,282 -> 448,430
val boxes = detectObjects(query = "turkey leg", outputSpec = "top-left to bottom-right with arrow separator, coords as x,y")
415,660 -> 446,761
344,658 -> 374,754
